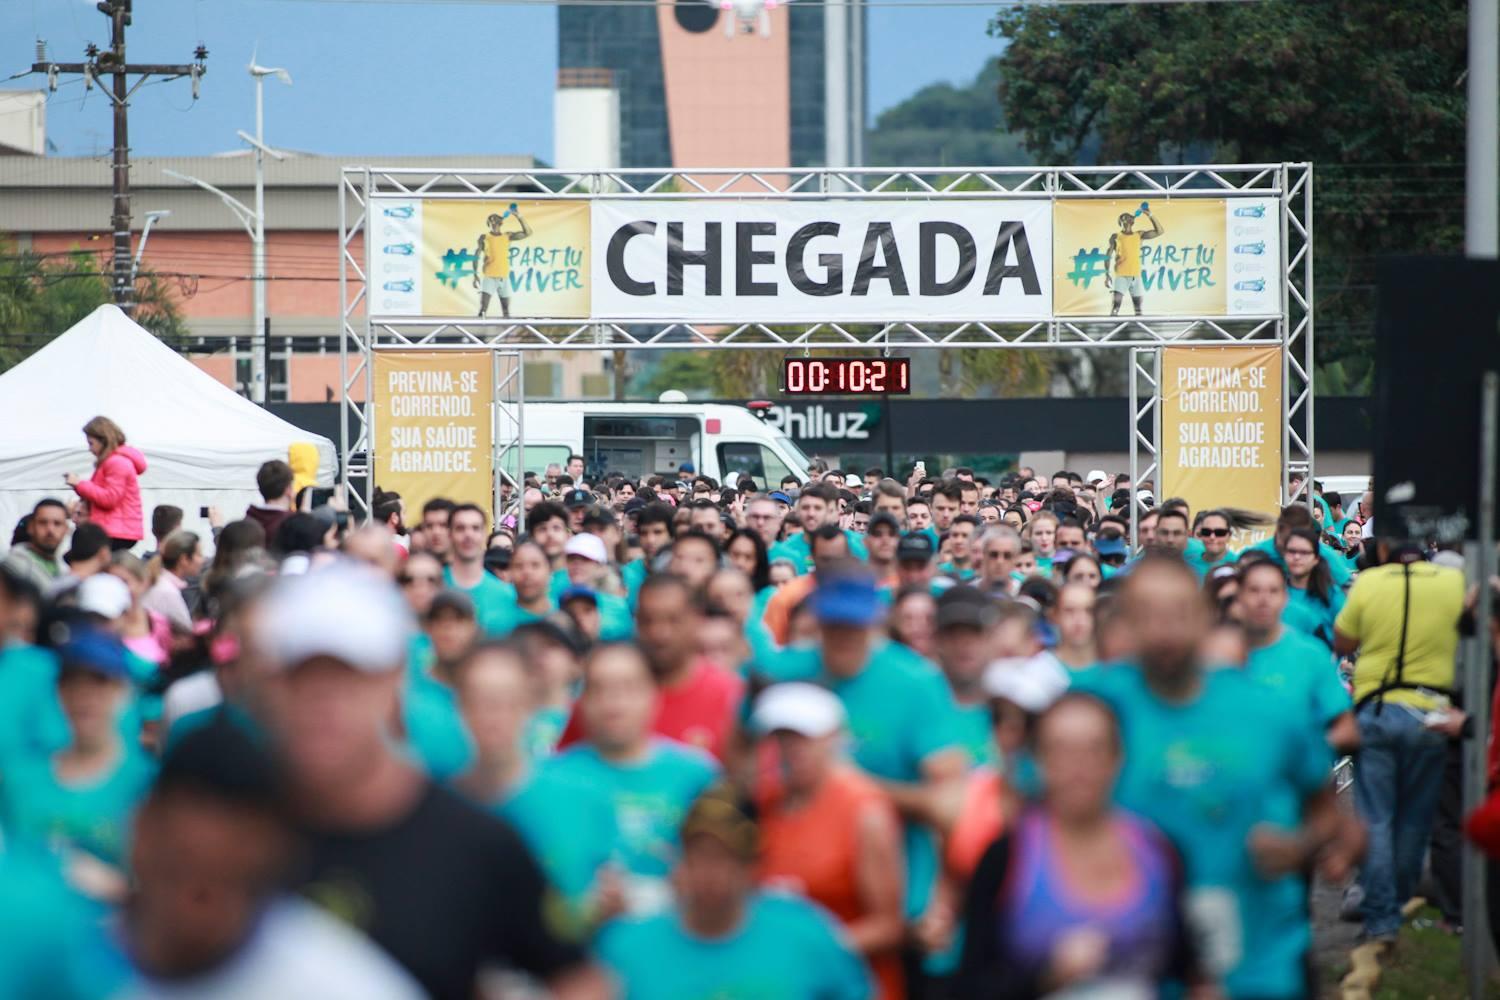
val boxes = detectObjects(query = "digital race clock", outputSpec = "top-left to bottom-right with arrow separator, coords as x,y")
781,357 -> 911,396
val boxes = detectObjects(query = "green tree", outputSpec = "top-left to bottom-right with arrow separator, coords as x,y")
990,0 -> 1466,389
0,241 -> 186,371
868,58 -> 1034,167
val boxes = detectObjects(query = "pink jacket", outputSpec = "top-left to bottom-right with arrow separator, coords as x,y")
76,445 -> 147,541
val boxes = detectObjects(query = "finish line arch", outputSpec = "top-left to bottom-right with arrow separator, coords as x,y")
337,163 -> 1314,537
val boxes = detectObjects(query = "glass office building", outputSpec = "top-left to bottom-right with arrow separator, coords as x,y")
559,0 -> 833,168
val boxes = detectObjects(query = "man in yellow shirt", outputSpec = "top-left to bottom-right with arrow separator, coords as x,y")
472,206 -> 533,319
1334,540 -> 1466,945
1105,206 -> 1163,316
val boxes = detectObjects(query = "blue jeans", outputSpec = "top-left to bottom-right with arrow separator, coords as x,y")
1353,702 -> 1449,937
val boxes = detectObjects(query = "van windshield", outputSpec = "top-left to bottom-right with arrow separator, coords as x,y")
774,432 -> 813,477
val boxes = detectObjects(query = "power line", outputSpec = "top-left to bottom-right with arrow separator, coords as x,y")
265,0 -> 1267,7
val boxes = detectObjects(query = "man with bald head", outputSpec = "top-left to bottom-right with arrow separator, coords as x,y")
1073,555 -> 1358,998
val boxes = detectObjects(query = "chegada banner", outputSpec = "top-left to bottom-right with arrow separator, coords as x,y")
370,197 -> 1054,322
367,194 -> 1284,323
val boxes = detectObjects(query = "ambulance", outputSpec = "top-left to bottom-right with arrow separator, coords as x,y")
498,393 -> 813,486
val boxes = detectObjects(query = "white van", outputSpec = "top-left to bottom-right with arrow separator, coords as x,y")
497,398 -> 814,487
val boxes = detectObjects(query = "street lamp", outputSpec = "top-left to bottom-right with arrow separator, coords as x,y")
237,54 -> 292,404
131,209 -> 171,283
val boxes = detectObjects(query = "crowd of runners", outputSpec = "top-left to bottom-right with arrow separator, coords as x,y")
0,416 -> 1495,1000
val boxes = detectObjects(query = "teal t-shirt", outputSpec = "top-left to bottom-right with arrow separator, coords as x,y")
769,529 -> 868,575
443,567 -> 519,636
754,640 -> 966,917
953,701 -> 995,768
1186,547 -> 1238,581
745,587 -> 780,662
622,558 -> 649,607
0,748 -> 156,866
402,671 -> 473,779
1071,663 -> 1332,998
499,764 -> 622,910
0,845 -> 131,999
1245,629 -> 1352,739
543,741 -> 719,889
594,591 -> 637,642
1282,583 -> 1346,650
488,597 -> 551,639
524,706 -> 569,761
596,891 -> 872,1000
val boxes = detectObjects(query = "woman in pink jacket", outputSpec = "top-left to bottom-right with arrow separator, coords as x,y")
65,416 -> 147,551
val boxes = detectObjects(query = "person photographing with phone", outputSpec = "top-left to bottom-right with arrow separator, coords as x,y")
474,204 -> 532,319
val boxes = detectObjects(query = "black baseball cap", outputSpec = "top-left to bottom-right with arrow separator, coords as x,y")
896,532 -> 935,563
867,511 -> 902,535
425,589 -> 477,623
622,497 -> 648,514
564,489 -> 593,509
483,547 -> 512,574
936,585 -> 995,631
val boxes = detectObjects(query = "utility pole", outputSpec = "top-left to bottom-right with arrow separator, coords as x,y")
32,2 -> 206,309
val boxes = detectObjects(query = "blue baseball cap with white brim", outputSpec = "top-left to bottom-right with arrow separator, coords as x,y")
811,572 -> 881,627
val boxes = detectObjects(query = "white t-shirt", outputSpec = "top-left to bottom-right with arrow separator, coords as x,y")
125,897 -> 423,1000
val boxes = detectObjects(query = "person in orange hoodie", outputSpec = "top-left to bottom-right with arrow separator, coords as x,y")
66,416 -> 146,551
753,682 -> 906,1000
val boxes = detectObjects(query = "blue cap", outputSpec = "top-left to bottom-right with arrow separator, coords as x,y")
56,626 -> 132,681
768,491 -> 792,505
559,585 -> 598,606
811,573 -> 881,627
1094,535 -> 1128,557
679,461 -> 696,474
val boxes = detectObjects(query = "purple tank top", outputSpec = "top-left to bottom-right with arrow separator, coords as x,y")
1002,809 -> 1176,985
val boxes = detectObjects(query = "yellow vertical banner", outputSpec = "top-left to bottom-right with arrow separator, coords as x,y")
373,352 -> 493,525
1160,346 -> 1282,547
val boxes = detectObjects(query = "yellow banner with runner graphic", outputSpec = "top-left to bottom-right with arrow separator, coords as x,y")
1052,197 -> 1280,317
368,199 -> 591,319
1160,346 -> 1282,547
373,352 -> 493,524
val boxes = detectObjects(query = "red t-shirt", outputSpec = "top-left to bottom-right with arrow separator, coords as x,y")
557,657 -> 745,762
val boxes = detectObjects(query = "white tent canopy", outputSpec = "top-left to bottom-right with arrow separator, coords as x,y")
0,304 -> 336,550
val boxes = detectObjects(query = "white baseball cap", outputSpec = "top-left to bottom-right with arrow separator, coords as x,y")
752,682 -> 846,737
1085,470 -> 1108,486
982,654 -> 1069,714
77,573 -> 132,621
254,561 -> 413,674
563,532 -> 608,564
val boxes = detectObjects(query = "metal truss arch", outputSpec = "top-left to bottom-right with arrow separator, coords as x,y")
340,164 -> 1314,515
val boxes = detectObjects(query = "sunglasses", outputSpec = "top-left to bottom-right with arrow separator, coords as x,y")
1198,528 -> 1230,538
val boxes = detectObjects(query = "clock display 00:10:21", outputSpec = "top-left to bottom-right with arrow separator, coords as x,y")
782,358 -> 911,395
